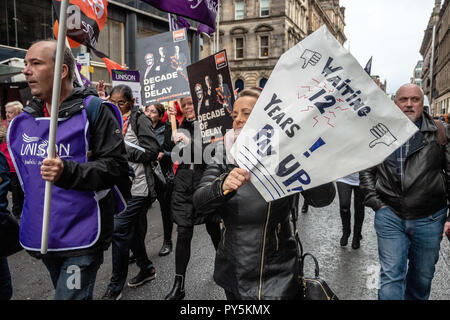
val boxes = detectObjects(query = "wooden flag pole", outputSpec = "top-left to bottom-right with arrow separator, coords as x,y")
167,15 -> 178,136
41,0 -> 70,254
168,100 -> 177,135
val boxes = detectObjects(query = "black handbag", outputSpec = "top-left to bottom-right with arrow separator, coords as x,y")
291,194 -> 338,300
153,162 -> 167,186
298,252 -> 339,300
0,213 -> 23,257
301,181 -> 336,208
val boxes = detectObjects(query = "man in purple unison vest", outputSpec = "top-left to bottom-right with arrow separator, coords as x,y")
7,40 -> 130,300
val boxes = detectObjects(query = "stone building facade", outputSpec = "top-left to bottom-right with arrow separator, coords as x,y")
371,75 -> 387,93
410,60 -> 423,88
435,0 -> 450,115
201,0 -> 346,91
421,0 -> 450,116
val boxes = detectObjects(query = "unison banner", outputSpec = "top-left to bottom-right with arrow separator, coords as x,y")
231,26 -> 418,202
138,29 -> 191,105
112,70 -> 142,108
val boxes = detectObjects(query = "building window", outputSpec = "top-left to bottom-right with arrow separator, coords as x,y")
301,6 -> 307,30
259,78 -> 268,88
235,37 -> 244,59
235,1 -> 244,20
287,0 -> 291,18
91,18 -> 124,65
89,18 -> 124,83
235,79 -> 244,93
0,0 -> 53,50
259,35 -> 269,58
260,0 -> 270,17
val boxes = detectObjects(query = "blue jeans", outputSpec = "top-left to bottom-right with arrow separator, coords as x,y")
42,252 -> 103,300
107,195 -> 154,293
0,257 -> 12,300
374,206 -> 446,300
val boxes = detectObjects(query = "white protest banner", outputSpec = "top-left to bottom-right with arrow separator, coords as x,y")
231,26 -> 419,202
112,69 -> 142,108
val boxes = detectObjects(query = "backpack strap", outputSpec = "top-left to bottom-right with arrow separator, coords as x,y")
434,120 -> 447,146
83,95 -> 123,130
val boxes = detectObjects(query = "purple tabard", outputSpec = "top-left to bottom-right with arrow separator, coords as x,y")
7,110 -> 100,251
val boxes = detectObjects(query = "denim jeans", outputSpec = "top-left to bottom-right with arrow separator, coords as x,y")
42,252 -> 103,300
374,206 -> 447,300
0,257 -> 12,300
107,195 -> 154,293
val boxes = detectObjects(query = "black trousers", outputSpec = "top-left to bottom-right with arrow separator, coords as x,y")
10,172 -> 24,219
336,181 -> 365,235
108,196 -> 154,292
154,174 -> 174,242
175,222 -> 220,275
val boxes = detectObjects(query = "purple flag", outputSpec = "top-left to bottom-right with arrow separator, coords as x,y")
170,14 -> 191,31
364,57 -> 372,75
170,14 -> 215,37
140,0 -> 218,30
76,62 -> 91,87
196,23 -> 214,37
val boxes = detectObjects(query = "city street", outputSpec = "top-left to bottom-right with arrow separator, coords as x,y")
1,0 -> 450,312
7,192 -> 450,300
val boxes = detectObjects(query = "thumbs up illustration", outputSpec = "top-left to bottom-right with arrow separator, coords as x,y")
369,123 -> 397,148
301,49 -> 322,69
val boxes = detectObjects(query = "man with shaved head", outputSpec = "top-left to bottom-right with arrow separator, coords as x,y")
360,83 -> 450,300
7,40 -> 129,299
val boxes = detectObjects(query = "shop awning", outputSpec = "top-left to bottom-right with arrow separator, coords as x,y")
0,64 -> 23,82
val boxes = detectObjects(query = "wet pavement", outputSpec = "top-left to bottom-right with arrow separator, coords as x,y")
6,192 -> 450,300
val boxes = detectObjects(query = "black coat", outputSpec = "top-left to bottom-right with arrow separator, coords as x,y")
193,140 -> 337,299
193,161 -> 299,300
360,111 -> 450,221
164,119 -> 208,227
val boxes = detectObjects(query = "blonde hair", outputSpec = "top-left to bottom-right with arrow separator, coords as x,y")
237,87 -> 262,100
5,101 -> 23,114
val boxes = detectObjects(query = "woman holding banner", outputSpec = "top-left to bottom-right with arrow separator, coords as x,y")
193,88 -> 334,300
163,96 -> 221,300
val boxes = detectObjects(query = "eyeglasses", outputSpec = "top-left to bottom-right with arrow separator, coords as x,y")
109,100 -> 128,108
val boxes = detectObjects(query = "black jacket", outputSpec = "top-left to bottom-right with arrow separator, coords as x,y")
360,112 -> 450,221
193,141 -> 336,300
24,87 -> 130,257
164,119 -> 208,227
153,120 -> 173,178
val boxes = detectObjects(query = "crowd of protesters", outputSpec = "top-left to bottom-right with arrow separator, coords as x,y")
0,39 -> 449,301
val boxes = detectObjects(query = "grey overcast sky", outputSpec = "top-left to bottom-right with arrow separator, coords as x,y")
339,0 -> 436,94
